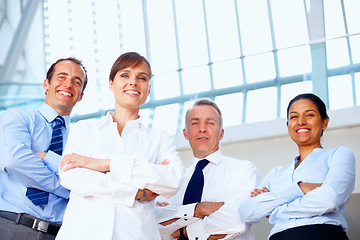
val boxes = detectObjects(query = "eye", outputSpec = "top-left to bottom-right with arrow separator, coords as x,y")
74,80 -> 82,86
139,77 -> 147,81
191,122 -> 198,125
290,115 -> 297,120
306,113 -> 315,117
120,73 -> 129,78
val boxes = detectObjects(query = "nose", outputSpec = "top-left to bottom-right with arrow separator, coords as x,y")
63,77 -> 73,88
297,115 -> 306,125
128,76 -> 138,86
199,123 -> 207,132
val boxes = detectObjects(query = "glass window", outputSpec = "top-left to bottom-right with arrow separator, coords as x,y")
324,0 -> 346,38
152,104 -> 179,135
350,35 -> 360,64
277,45 -> 312,77
147,0 -> 178,74
153,72 -> 180,100
355,73 -> 360,106
213,59 -> 243,89
237,0 -> 272,55
182,66 -> 211,94
175,0 -> 208,68
271,0 -> 308,49
326,38 -> 350,69
328,75 -> 353,110
280,81 -> 313,118
205,0 -> 240,62
246,87 -> 277,123
244,52 -> 276,83
343,0 -> 360,35
215,93 -> 243,127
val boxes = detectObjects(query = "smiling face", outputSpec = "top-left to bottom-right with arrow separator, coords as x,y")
109,62 -> 151,112
43,60 -> 85,116
183,105 -> 224,159
287,98 -> 329,149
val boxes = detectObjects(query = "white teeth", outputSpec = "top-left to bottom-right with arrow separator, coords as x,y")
297,129 -> 309,133
125,90 -> 139,95
59,91 -> 71,97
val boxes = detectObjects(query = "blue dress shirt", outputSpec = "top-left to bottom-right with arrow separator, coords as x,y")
0,103 -> 70,224
239,146 -> 355,239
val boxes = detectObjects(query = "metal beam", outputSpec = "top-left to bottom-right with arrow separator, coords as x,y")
0,0 -> 41,82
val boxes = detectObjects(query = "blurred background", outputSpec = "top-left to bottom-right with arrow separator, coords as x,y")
1,0 -> 359,239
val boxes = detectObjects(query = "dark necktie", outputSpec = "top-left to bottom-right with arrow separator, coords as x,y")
182,159 -> 209,205
26,116 -> 65,205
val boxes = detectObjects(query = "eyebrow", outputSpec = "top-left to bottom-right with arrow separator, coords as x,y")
56,72 -> 83,83
289,109 -> 317,115
119,69 -> 150,77
189,117 -> 217,121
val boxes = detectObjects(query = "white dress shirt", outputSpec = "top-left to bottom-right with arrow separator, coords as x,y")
56,113 -> 185,240
156,150 -> 259,240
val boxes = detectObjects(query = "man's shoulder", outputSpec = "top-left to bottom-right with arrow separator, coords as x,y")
1,107 -> 38,122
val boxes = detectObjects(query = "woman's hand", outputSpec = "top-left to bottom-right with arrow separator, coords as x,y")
250,187 -> 269,197
60,153 -> 110,173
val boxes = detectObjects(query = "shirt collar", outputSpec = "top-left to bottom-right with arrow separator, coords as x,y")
192,149 -> 224,166
99,111 -> 146,131
38,103 -> 70,129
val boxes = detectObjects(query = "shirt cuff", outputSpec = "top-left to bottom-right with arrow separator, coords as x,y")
187,220 -> 209,240
43,151 -> 61,173
176,203 -> 197,227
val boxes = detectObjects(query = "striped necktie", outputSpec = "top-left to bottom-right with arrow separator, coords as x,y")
26,116 -> 65,206
182,159 -> 209,205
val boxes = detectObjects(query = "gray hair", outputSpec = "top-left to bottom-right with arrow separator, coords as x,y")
184,98 -> 223,130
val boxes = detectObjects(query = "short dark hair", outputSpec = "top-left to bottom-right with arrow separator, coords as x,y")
185,98 -> 223,130
109,52 -> 152,81
46,57 -> 88,93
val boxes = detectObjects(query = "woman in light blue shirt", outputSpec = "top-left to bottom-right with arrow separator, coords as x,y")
239,93 -> 355,240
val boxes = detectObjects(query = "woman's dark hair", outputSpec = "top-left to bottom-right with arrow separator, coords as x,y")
287,93 -> 329,122
46,57 -> 88,93
109,52 -> 152,81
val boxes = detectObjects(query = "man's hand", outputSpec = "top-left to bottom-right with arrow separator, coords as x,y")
135,189 -> 159,201
35,152 -> 47,160
194,202 -> 224,218
156,201 -> 169,207
250,187 -> 269,197
60,153 -> 110,172
160,218 -> 179,226
298,182 -> 322,194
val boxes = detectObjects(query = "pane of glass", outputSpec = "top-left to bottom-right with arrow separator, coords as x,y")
326,38 -> 350,69
280,81 -> 313,118
343,0 -> 360,35
182,66 -> 211,94
328,75 -> 353,110
271,0 -> 308,49
205,1 -> 240,61
118,0 -> 146,56
277,45 -> 312,77
181,100 -> 196,130
153,72 -> 180,100
324,0 -> 346,38
246,87 -> 277,123
147,0 -> 178,74
355,73 -> 360,106
237,0 -> 272,55
139,108 -> 150,128
47,0 -> 72,60
213,59 -> 243,89
175,0 -> 208,68
152,104 -> 179,135
350,35 -> 360,64
215,93 -> 243,127
244,52 -> 276,83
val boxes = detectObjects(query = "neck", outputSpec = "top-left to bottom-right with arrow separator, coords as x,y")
112,106 -> 140,135
298,143 -> 322,162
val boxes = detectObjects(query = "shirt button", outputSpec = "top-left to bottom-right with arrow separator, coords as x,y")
195,237 -> 198,240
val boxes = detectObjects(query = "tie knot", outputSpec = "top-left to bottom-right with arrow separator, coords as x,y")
195,159 -> 209,171
54,116 -> 65,128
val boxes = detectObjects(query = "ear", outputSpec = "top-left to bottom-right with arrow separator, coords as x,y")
109,79 -> 114,92
183,128 -> 189,140
322,118 -> 329,131
147,85 -> 151,96
77,93 -> 84,102
219,129 -> 224,141
43,79 -> 50,92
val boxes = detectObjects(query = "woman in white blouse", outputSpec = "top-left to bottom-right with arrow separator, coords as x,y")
56,52 -> 184,240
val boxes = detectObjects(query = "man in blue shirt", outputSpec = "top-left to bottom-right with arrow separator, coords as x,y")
0,57 -> 88,240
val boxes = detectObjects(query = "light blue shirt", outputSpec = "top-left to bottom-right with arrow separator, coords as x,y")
0,103 -> 70,224
239,146 -> 355,239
